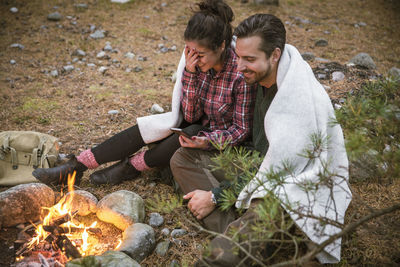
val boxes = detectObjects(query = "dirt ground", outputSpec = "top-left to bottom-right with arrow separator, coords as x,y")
0,0 -> 399,266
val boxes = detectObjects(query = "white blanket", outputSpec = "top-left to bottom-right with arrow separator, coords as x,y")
235,44 -> 352,263
136,51 -> 186,144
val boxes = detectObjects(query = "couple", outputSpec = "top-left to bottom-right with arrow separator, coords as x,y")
33,0 -> 352,265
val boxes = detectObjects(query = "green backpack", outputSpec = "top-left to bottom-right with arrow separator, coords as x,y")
0,131 -> 59,186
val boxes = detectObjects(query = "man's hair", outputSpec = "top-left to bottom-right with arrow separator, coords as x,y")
234,14 -> 286,58
184,0 -> 234,57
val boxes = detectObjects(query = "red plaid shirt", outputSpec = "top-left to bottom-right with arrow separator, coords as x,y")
181,48 -> 257,147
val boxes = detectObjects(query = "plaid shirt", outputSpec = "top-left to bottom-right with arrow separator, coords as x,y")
181,48 -> 257,147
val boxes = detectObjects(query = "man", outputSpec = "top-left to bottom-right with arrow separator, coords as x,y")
170,14 -> 352,266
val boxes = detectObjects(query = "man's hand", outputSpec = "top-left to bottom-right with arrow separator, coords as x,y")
184,45 -> 199,73
179,135 -> 209,149
184,190 -> 216,220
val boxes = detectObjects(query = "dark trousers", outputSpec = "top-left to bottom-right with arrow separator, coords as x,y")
91,122 -> 207,168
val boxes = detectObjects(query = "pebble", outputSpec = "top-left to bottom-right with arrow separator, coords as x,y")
87,63 -> 96,68
50,70 -> 59,77
125,52 -> 135,59
161,2 -> 167,7
171,229 -> 187,238
90,24 -> 96,32
349,53 -> 376,69
170,45 -> 177,51
90,30 -> 105,39
96,51 -> 108,59
149,212 -> 164,227
73,49 -> 86,57
134,66 -> 143,72
317,73 -> 327,80
151,104 -> 164,114
10,43 -> 24,50
315,38 -> 328,47
155,240 -> 170,256
158,43 -> 165,49
315,57 -> 330,63
332,71 -> 345,82
10,7 -> 18,13
125,68 -> 132,73
160,47 -> 169,53
334,104 -> 342,110
104,42 -> 113,51
108,110 -> 119,115
47,12 -> 62,21
388,67 -> 400,80
161,228 -> 170,236
137,55 -> 147,61
72,57 -> 79,63
171,72 -> 177,83
63,65 -> 75,72
98,66 -> 108,74
144,16 -> 150,19
10,59 -> 16,65
301,52 -> 315,61
112,59 -> 119,64
74,3 -> 88,9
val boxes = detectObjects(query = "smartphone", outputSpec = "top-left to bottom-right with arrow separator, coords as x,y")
170,128 -> 192,138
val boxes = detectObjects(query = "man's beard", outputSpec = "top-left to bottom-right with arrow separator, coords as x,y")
243,65 -> 272,85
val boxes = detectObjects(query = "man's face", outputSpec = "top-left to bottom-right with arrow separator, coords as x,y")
235,36 -> 275,86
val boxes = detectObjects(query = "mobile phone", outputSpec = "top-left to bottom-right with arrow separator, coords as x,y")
170,128 -> 192,138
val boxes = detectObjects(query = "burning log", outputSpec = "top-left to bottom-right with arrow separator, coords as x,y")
50,210 -> 78,226
56,235 -> 81,259
43,225 -> 102,236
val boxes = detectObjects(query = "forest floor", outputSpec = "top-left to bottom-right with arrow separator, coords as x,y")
0,0 -> 399,266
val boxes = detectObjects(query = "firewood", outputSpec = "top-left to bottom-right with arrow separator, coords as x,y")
56,235 -> 81,259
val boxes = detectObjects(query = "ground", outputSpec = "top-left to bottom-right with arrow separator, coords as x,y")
0,0 -> 399,266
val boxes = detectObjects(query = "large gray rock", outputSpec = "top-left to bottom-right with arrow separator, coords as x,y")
155,240 -> 170,256
62,190 -> 98,216
67,251 -> 140,267
0,183 -> 55,227
349,53 -> 376,69
148,212 -> 164,227
118,223 -> 155,262
96,190 -> 145,230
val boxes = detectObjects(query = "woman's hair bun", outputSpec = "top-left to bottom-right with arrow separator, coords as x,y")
197,0 -> 234,24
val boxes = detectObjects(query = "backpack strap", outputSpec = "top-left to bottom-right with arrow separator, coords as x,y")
32,136 -> 46,168
1,135 -> 18,169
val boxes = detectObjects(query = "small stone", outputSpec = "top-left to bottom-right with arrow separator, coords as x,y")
112,59 -> 119,64
50,70 -> 58,77
125,68 -> 132,73
332,71 -> 345,82
87,63 -> 96,68
161,228 -> 170,236
155,240 -> 170,256
315,38 -> 328,47
349,53 -> 376,69
301,52 -> 315,61
144,16 -> 150,19
171,228 -> 187,238
149,212 -> 164,227
169,45 -> 177,51
10,7 -> 18,13
315,57 -> 330,63
161,2 -> 167,7
324,30 -> 330,34
10,43 -> 24,50
98,66 -> 108,74
104,42 -> 113,51
111,0 -> 132,3
108,110 -> 119,115
388,67 -> 400,80
63,65 -> 75,73
358,22 -> 367,27
158,43 -> 165,49
74,3 -> 88,9
72,49 -> 86,57
47,12 -> 62,21
137,55 -> 147,61
151,104 -> 164,114
71,21 -> 77,25
89,24 -> 96,32
171,72 -> 177,83
125,52 -> 135,59
90,30 -> 105,39
160,47 -> 169,53
96,51 -> 109,59
72,57 -> 79,63
134,66 -> 142,72
334,104 -> 342,110
10,59 -> 16,65
317,73 -> 327,80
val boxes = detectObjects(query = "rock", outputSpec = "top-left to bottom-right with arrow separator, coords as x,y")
134,66 -> 142,72
254,0 -> 279,5
332,71 -> 345,82
160,47 -> 169,53
301,52 -> 315,61
118,223 -> 155,262
170,45 -> 177,51
62,190 -> 98,216
47,12 -> 62,21
151,104 -> 164,114
334,103 -> 342,110
72,49 -> 86,57
315,38 -> 328,47
72,58 -> 79,63
98,66 -> 108,74
137,55 -> 147,61
125,68 -> 132,73
87,63 -> 96,68
349,53 -> 376,69
171,71 -> 177,82
0,183 -> 55,227
104,42 -> 113,52
144,15 -> 150,19
96,51 -> 109,59
315,57 -> 330,63
63,65 -> 75,73
317,73 -> 327,80
74,3 -> 89,10
108,110 -> 119,115
10,43 -> 24,50
90,30 -> 106,39
111,0 -> 132,3
161,228 -> 170,236
149,212 -> 164,227
10,59 -> 16,65
96,190 -> 145,230
10,7 -> 18,13
125,52 -> 135,59
171,228 -> 187,238
388,67 -> 400,80
50,70 -> 59,77
155,240 -> 170,256
66,251 -> 140,267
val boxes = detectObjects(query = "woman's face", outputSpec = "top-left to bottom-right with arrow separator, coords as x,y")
185,40 -> 224,72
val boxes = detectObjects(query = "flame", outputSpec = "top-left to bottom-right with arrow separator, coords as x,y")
114,239 -> 122,250
26,171 -> 98,256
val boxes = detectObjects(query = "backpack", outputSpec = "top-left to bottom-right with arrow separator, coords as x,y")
0,131 -> 59,186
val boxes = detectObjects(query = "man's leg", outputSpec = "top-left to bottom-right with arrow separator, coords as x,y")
170,147 -> 236,233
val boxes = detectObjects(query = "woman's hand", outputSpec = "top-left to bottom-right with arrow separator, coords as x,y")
179,135 -> 209,149
185,45 -> 199,73
184,190 -> 216,220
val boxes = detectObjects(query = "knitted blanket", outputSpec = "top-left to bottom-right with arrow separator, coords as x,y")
235,44 -> 352,263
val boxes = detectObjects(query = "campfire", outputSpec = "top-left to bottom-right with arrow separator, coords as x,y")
13,172 -> 121,266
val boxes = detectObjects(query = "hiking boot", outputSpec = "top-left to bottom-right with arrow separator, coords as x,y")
90,158 -> 140,185
32,155 -> 87,186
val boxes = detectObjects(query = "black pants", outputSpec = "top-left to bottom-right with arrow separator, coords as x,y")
91,121 -> 208,168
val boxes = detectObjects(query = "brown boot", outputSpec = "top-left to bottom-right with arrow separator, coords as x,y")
90,158 -> 140,185
32,155 -> 87,186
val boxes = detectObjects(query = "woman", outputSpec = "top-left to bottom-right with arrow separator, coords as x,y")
33,0 -> 256,186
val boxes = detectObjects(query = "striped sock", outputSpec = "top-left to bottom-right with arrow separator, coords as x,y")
130,151 -> 150,171
76,149 -> 99,169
